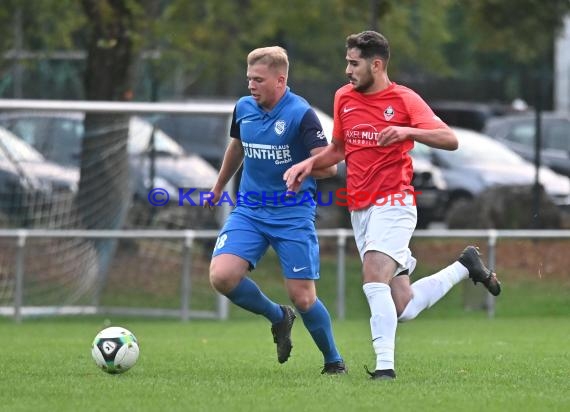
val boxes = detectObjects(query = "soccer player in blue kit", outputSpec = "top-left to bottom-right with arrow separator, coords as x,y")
206,46 -> 347,374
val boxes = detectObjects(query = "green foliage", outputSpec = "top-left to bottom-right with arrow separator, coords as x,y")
464,0 -> 570,62
1,0 -> 569,102
377,0 -> 454,76
0,0 -> 85,50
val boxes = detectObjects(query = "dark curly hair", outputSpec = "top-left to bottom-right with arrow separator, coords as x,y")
346,31 -> 390,63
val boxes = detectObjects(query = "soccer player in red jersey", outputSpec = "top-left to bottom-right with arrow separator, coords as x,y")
284,31 -> 501,380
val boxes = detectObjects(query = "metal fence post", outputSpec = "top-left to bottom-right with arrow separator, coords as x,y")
486,229 -> 498,318
180,231 -> 194,321
14,230 -> 27,323
217,295 -> 230,320
336,229 -> 347,320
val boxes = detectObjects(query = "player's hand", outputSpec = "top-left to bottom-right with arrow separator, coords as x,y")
376,126 -> 411,146
203,187 -> 222,209
283,159 -> 314,193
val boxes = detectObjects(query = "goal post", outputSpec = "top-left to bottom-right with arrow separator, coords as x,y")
0,99 -> 234,320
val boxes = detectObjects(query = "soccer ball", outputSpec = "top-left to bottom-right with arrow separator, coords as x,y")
91,326 -> 139,374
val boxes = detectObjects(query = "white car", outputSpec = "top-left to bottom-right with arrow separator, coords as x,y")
0,126 -> 78,226
411,127 -> 570,213
0,112 -> 220,229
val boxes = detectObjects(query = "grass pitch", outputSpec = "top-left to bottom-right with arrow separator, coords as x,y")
0,316 -> 568,412
1,243 -> 569,411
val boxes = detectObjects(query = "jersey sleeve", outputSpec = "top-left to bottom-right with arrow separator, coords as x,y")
405,92 -> 448,129
300,108 -> 328,150
332,88 -> 344,142
229,106 -> 241,139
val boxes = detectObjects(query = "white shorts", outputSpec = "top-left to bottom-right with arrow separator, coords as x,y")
350,192 -> 417,277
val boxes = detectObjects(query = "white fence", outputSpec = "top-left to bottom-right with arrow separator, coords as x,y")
1,228 -> 569,322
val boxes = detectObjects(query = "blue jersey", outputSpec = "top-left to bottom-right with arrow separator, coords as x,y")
231,87 -> 328,217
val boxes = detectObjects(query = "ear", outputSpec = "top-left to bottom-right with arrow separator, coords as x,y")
276,74 -> 287,88
372,58 -> 384,73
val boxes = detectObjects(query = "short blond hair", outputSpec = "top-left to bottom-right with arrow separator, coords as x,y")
247,46 -> 289,77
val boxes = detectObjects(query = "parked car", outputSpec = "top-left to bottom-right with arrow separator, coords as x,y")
0,125 -> 78,226
0,112 -> 219,228
483,112 -> 570,177
411,127 -> 570,216
410,155 -> 448,228
429,100 -> 518,132
148,100 -> 236,170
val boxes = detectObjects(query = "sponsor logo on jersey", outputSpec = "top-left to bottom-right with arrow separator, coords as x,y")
345,124 -> 381,146
242,142 -> 292,165
274,120 -> 286,135
384,106 -> 395,121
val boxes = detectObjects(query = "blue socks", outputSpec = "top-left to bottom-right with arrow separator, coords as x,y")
299,299 -> 343,364
227,279 -> 342,364
226,277 -> 283,324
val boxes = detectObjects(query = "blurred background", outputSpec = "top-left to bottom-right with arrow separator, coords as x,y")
0,0 -> 569,320
1,0 -> 570,111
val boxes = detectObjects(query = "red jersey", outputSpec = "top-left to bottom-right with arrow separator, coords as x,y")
333,82 -> 445,211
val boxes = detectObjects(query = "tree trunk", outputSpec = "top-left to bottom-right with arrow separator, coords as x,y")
77,0 -> 138,285
78,0 -> 135,230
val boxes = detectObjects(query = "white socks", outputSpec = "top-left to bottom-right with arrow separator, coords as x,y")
363,282 -> 397,371
398,261 -> 469,322
362,262 -> 469,371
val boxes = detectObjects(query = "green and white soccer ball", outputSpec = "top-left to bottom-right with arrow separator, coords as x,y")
91,326 -> 139,374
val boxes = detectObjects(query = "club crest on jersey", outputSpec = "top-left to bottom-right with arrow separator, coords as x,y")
274,120 -> 286,136
384,106 -> 395,121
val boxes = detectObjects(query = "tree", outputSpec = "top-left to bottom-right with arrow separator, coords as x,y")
77,0 -> 140,232
465,0 -> 570,62
2,1 -> 570,107
444,0 -> 570,104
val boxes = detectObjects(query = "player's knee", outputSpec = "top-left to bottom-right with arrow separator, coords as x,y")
290,294 -> 316,312
209,262 -> 235,294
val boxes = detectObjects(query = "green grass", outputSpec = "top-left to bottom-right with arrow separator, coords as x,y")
0,316 -> 569,412
2,243 -> 569,411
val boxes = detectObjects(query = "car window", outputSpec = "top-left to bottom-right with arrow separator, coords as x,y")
48,118 -> 84,165
3,116 -> 82,166
546,120 -> 570,152
9,117 -> 47,146
152,113 -> 231,159
506,121 -> 535,146
0,129 -> 45,162
409,142 -> 431,159
128,118 -> 184,156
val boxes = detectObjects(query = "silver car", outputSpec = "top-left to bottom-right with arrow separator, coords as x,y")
0,112 -> 219,228
411,127 -> 570,214
0,126 -> 78,226
483,112 -> 570,178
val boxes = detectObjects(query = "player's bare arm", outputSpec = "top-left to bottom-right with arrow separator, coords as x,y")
376,126 -> 458,151
309,146 -> 337,179
204,138 -> 244,208
284,138 -> 345,192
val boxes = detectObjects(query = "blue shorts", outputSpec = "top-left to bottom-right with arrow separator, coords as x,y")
212,207 -> 319,279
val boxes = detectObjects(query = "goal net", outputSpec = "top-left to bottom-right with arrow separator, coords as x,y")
0,100 -> 227,319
